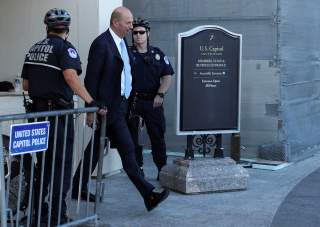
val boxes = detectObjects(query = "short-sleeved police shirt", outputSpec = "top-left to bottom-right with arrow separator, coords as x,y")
21,34 -> 81,101
131,46 -> 174,93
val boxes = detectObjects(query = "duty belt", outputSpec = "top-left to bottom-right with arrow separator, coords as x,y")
133,92 -> 155,100
32,97 -> 74,111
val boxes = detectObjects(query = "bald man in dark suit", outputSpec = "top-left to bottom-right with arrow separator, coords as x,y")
72,6 -> 169,212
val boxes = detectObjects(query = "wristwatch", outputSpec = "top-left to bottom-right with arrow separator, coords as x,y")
86,100 -> 97,107
157,92 -> 165,98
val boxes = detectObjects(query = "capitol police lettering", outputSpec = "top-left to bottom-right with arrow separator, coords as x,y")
26,39 -> 53,62
22,35 -> 82,101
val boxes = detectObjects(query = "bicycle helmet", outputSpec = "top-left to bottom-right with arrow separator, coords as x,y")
133,18 -> 150,30
44,8 -> 71,29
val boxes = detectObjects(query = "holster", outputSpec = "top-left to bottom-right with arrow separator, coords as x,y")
55,98 -> 74,109
23,92 -> 35,113
24,100 -> 35,113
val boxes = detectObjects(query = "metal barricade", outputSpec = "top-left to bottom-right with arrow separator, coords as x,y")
0,107 -> 107,227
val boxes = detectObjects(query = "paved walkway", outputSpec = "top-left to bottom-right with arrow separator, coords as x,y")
95,151 -> 320,227
271,166 -> 320,227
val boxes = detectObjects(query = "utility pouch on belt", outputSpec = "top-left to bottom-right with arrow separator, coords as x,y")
55,98 -> 74,109
23,92 -> 34,113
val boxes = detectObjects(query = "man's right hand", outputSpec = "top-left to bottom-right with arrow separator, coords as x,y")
87,100 -> 107,114
86,100 -> 108,128
98,106 -> 108,116
86,112 -> 95,128
86,108 -> 107,128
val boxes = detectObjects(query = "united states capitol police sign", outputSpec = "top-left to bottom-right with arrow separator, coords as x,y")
9,121 -> 50,155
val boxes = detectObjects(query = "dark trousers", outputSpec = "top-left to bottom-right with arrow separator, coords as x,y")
128,99 -> 167,171
32,101 -> 74,223
73,99 -> 154,199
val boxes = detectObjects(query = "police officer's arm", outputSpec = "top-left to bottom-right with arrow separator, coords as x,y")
154,75 -> 172,108
63,69 -> 94,104
22,79 -> 29,91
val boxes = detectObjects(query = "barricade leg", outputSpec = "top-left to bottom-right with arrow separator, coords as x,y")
95,115 -> 107,213
0,123 -> 8,226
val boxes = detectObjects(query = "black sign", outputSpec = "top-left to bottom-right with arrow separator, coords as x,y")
177,26 -> 241,134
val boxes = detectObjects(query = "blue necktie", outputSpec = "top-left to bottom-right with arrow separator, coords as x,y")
120,39 -> 132,98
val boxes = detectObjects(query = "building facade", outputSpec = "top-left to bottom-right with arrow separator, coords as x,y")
125,0 -> 320,161
1,0 -> 320,161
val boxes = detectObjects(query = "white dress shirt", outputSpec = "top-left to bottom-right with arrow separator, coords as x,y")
109,28 -> 131,96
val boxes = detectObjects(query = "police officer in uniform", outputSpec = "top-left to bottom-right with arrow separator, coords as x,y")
21,8 -> 97,225
129,18 -> 174,179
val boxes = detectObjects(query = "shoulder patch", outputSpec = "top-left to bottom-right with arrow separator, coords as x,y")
164,56 -> 170,65
68,48 -> 78,58
155,53 -> 161,61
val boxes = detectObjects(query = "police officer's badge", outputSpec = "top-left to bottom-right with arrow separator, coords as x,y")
68,48 -> 78,58
164,56 -> 170,65
155,53 -> 161,61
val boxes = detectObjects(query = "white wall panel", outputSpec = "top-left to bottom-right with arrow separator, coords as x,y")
0,0 -> 122,82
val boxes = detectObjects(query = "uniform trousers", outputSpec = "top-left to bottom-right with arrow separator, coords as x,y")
128,98 -> 167,171
32,100 -> 74,224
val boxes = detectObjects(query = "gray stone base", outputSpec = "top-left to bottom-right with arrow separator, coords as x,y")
159,157 -> 249,194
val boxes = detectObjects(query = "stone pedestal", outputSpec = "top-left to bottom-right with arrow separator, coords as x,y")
159,157 -> 249,194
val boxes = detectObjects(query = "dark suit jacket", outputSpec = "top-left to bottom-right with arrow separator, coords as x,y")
84,29 -> 133,122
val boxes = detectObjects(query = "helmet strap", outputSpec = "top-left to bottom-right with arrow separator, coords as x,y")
65,30 -> 69,41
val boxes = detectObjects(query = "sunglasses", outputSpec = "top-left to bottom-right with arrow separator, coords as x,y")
133,30 -> 146,35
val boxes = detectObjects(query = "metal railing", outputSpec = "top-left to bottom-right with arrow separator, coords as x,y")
0,107 -> 107,227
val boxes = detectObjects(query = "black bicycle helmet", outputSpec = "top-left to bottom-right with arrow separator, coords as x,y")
133,18 -> 150,30
44,8 -> 71,29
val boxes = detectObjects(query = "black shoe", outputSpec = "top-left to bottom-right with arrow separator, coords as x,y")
214,148 -> 224,158
140,167 -> 145,178
144,189 -> 170,212
72,190 -> 95,202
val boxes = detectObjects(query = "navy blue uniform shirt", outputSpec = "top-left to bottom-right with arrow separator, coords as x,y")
131,46 -> 174,93
21,34 -> 81,101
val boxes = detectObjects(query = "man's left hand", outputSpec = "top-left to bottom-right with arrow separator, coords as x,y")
153,95 -> 163,108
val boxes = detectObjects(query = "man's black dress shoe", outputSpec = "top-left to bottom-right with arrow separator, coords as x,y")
144,189 -> 170,212
72,190 -> 95,202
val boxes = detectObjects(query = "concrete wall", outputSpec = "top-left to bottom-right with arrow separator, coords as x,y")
0,1 -> 87,82
278,0 -> 320,161
124,0 -> 280,158
98,0 -> 122,32
0,0 -> 122,82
